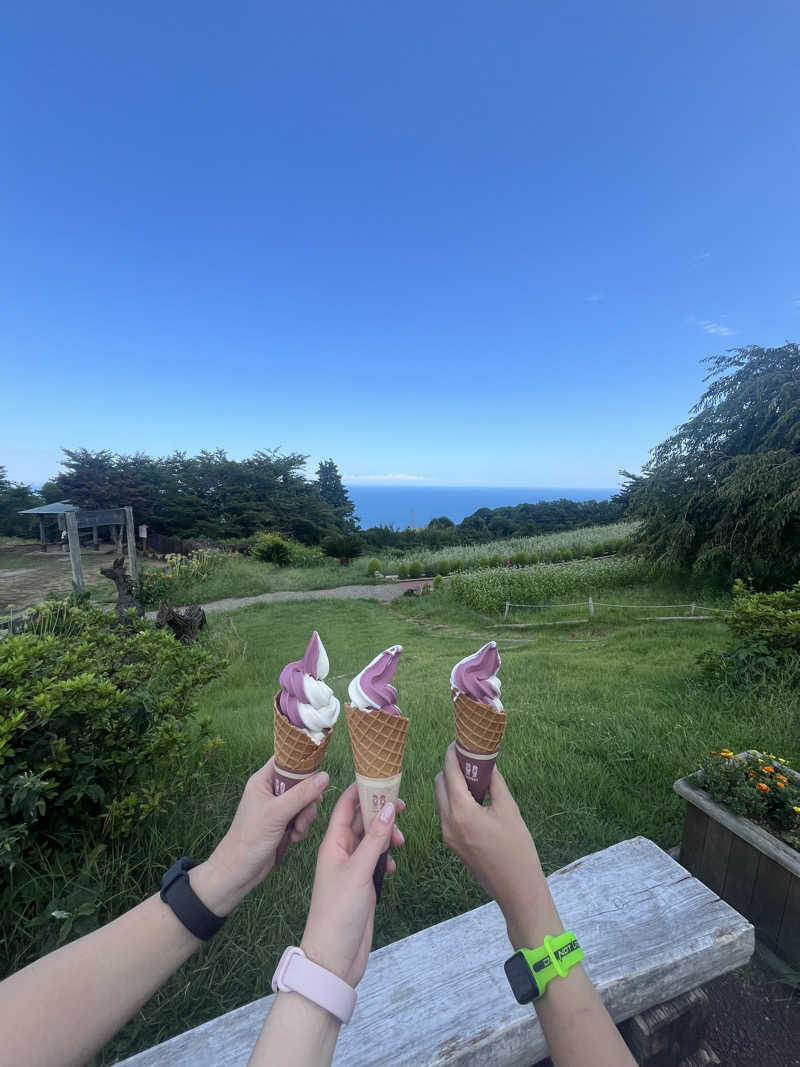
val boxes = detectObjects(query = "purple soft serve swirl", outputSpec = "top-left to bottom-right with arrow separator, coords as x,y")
348,645 -> 403,715
451,641 -> 502,707
278,631 -> 325,727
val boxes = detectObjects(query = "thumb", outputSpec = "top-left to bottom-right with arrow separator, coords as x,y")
271,771 -> 329,826
352,801 -> 395,879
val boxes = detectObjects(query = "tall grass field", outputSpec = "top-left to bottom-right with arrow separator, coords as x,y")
7,586 -> 795,1064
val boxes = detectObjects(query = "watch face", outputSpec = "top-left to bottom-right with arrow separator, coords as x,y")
504,952 -> 539,1004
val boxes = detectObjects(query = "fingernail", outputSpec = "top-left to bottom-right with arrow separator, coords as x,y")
379,801 -> 395,824
313,772 -> 328,787
395,827 -> 405,843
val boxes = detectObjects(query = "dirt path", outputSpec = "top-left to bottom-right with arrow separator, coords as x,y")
157,578 -> 434,617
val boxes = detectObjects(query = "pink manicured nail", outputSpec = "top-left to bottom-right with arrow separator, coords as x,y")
394,827 -> 405,843
379,801 -> 395,824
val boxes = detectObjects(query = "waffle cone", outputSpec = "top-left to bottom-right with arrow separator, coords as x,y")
345,703 -> 409,778
272,694 -> 334,774
451,687 -> 507,755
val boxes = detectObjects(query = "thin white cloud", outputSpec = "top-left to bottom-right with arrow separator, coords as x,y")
585,292 -> 603,302
692,252 -> 712,263
344,473 -> 427,482
700,320 -> 735,337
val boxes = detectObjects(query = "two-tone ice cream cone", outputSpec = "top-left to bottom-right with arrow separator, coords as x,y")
452,687 -> 507,803
345,645 -> 408,901
271,631 -> 340,866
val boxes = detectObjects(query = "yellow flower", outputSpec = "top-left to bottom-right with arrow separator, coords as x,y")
757,782 -> 770,794
720,749 -> 734,759
794,806 -> 800,814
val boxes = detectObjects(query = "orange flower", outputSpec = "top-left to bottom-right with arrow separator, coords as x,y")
763,765 -> 775,774
776,782 -> 786,789
777,775 -> 788,784
756,782 -> 770,794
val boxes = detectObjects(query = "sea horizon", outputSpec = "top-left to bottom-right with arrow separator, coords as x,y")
346,484 -> 620,530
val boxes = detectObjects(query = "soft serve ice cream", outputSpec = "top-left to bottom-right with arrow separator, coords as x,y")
450,641 -> 503,712
278,630 -> 341,743
347,645 -> 403,716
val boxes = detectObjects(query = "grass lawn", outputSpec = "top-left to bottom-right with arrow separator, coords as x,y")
73,585 -> 798,1064
138,553 -> 378,606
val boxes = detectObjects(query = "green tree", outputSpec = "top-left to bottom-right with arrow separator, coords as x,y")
0,467 -> 41,537
316,459 -> 356,527
623,343 -> 800,587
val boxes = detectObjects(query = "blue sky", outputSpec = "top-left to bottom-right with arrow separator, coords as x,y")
2,2 -> 799,488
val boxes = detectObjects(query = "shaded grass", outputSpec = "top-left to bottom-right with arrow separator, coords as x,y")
7,590 -> 799,1063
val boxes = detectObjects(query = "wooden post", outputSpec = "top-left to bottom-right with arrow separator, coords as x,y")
124,507 -> 138,583
691,601 -> 696,616
504,601 -> 510,619
65,510 -> 85,594
39,517 -> 46,552
589,596 -> 594,617
92,526 -> 99,550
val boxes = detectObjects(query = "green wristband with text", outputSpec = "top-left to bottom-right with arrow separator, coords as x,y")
504,932 -> 584,1004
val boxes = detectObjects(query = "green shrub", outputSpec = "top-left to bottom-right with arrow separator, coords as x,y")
433,574 -> 444,591
367,557 -> 382,576
529,553 -> 539,565
288,542 -> 325,568
512,552 -> 528,567
0,603 -> 223,873
252,532 -> 293,566
322,533 -> 364,565
699,580 -> 800,683
408,561 -> 423,579
450,558 -> 464,573
137,570 -> 173,608
488,554 -> 503,568
397,563 -> 409,579
476,557 -> 490,569
436,558 -> 451,576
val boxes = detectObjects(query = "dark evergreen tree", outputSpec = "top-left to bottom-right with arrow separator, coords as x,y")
623,343 -> 800,587
315,459 -> 356,527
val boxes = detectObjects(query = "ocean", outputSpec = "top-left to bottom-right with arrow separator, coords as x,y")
346,486 -> 619,530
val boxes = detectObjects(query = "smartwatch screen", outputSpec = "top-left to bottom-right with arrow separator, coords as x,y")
504,951 -> 539,1004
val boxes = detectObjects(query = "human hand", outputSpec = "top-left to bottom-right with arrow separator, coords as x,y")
192,758 -> 329,917
434,743 -> 546,943
300,783 -> 405,988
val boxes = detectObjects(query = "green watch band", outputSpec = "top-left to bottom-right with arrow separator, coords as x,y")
504,931 -> 584,1004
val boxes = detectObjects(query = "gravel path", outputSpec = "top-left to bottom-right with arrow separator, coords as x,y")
153,578 -> 434,617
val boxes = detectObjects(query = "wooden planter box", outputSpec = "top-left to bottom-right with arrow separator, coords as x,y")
674,762 -> 800,968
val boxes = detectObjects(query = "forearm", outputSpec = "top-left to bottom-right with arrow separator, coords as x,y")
502,861 -> 636,1067
0,861 -> 229,1067
248,991 -> 341,1067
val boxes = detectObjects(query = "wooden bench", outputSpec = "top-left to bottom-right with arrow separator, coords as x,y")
116,838 -> 753,1066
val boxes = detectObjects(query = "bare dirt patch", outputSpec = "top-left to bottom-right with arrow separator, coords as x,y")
0,544 -> 120,610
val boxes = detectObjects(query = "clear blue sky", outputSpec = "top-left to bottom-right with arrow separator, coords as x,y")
3,2 -> 798,488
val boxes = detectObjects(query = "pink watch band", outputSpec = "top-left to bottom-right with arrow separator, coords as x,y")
271,946 -> 357,1024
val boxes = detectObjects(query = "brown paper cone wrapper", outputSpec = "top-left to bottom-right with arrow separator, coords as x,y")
345,703 -> 408,901
272,693 -> 335,865
451,688 -> 506,804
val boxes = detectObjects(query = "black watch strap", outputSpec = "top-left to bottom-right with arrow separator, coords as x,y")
160,857 -> 226,942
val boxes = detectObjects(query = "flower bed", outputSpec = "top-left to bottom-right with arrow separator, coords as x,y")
674,752 -> 800,967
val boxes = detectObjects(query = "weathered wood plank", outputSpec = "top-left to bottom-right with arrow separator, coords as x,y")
721,834 -> 760,917
115,838 -> 753,1067
698,819 -> 732,897
64,510 -> 85,593
619,987 -> 709,1066
124,507 -> 138,584
778,875 -> 800,969
678,803 -> 708,877
674,773 -> 800,878
749,853 -> 791,949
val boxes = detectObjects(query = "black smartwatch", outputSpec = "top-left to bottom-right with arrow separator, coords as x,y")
160,857 -> 226,942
